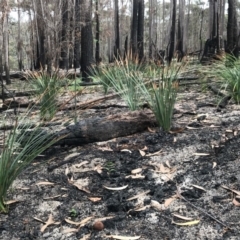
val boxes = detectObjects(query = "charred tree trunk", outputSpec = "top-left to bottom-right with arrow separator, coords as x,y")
113,0 -> 120,59
227,0 -> 238,57
130,0 -> 139,59
33,0 -> 45,70
176,0 -> 185,62
74,0 -> 81,69
17,0 -> 23,71
149,0 -> 153,59
59,0 -> 69,69
124,35 -> 128,60
167,0 -> 176,65
137,0 -> 144,62
95,0 -> 101,64
80,0 -> 94,82
2,4 -> 10,85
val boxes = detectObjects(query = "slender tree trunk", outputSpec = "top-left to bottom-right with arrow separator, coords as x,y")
176,0 -> 185,61
74,0 -> 81,69
17,0 -> 23,71
183,0 -> 190,54
2,0 -> 10,84
130,0 -> 138,59
59,0 -> 69,69
33,0 -> 45,70
0,13 -> 4,101
137,0 -> 144,62
95,0 -> 101,63
149,0 -> 153,59
162,0 -> 165,49
167,0 -> 176,64
227,0 -> 238,57
113,0 -> 120,59
80,0 -> 94,81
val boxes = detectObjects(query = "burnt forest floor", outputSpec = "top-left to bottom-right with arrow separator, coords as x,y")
1,75 -> 240,240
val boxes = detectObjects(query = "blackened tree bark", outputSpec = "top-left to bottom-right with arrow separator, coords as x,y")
80,0 -> 94,82
167,0 -> 176,64
227,0 -> 238,57
130,0 -> 139,59
17,0 -> 23,71
149,0 -> 153,59
114,0 -> 120,59
59,0 -> 69,69
33,0 -> 45,70
137,0 -> 144,62
2,1 -> 10,84
74,0 -> 81,69
176,0 -> 185,62
124,35 -> 128,60
95,0 -> 101,63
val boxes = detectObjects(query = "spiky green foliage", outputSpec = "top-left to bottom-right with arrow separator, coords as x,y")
149,78 -> 178,131
91,60 -> 146,110
0,115 -> 59,213
214,55 -> 240,104
92,59 -> 180,131
26,71 -> 65,120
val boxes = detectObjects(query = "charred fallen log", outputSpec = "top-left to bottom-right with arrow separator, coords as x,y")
54,110 -> 156,146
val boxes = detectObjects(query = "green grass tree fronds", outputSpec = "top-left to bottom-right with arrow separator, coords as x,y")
214,55 -> 240,104
26,70 -> 66,120
0,115 -> 60,213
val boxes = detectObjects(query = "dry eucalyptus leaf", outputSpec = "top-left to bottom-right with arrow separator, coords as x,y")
4,199 -> 19,205
125,174 -> 145,179
94,216 -> 115,222
98,146 -> 113,152
41,214 -> 60,232
79,233 -> 91,240
151,200 -> 165,211
127,190 -> 150,201
146,149 -> 163,156
131,168 -> 142,174
64,152 -> 81,161
134,205 -> 150,211
121,149 -> 132,153
141,146 -> 148,151
139,149 -> 146,156
193,153 -> 210,156
191,184 -> 207,192
233,198 -> 240,207
172,214 -> 194,221
213,162 -> 217,168
148,127 -> 156,133
16,187 -> 30,190
103,185 -> 128,191
43,195 -> 61,200
222,185 -> 240,196
65,216 -> 93,227
65,166 -> 70,176
165,160 -> 171,168
106,235 -> 141,240
36,181 -> 55,186
164,196 -> 177,207
73,183 -> 91,194
94,165 -> 103,174
172,219 -> 200,226
88,197 -> 101,202
62,228 -> 78,234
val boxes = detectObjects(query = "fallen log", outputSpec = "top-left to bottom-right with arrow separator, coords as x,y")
54,109 -> 156,146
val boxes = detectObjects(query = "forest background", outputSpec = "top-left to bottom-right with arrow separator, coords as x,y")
0,0 -> 238,83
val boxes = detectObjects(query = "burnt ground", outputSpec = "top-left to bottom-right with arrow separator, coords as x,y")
1,81 -> 240,240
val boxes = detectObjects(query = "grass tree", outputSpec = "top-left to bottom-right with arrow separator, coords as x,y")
0,114 -> 59,213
